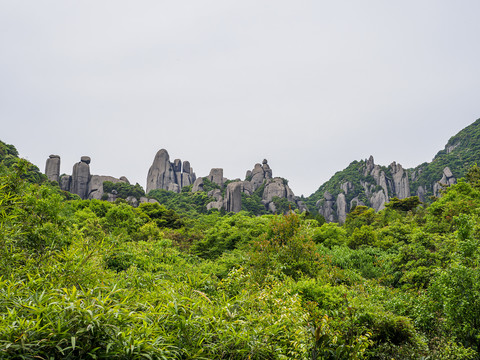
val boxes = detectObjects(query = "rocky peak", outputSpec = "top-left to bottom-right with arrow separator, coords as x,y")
146,149 -> 196,194
364,155 -> 375,175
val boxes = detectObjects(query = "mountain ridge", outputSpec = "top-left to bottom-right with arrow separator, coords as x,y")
305,118 -> 480,222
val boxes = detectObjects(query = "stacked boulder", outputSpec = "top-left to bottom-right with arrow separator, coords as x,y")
146,149 -> 196,194
49,156 -> 130,201
45,155 -> 61,182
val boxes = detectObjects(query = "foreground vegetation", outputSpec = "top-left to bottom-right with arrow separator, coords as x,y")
1,144 -> 480,358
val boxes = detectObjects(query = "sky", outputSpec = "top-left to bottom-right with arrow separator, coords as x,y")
1,1 -> 479,197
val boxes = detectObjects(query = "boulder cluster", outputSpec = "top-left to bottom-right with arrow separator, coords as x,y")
46,155 -> 132,202
146,149 -> 196,194
201,159 -> 307,214
142,150 -> 306,214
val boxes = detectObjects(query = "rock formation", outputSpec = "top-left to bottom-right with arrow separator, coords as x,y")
192,178 -> 204,192
70,156 -> 91,199
198,159 -> 304,214
224,182 -> 243,213
208,168 -> 224,187
336,193 -> 347,224
45,155 -> 60,182
49,156 -> 133,202
146,149 -> 196,194
316,156 -> 410,223
318,192 -> 336,223
249,160 -> 273,190
88,175 -> 129,200
433,167 -> 457,197
390,162 -> 410,199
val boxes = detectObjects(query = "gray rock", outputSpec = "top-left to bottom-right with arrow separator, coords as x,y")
250,163 -> 265,190
433,167 -> 456,197
443,167 -> 454,179
225,181 -> 243,213
180,173 -> 192,188
87,175 -> 126,200
208,168 -> 224,187
81,156 -> 91,164
71,158 -> 91,199
206,200 -> 224,211
60,175 -> 71,192
192,178 -> 204,192
241,181 -> 254,196
324,191 -> 334,201
146,149 -> 177,193
173,159 -> 182,172
340,181 -> 354,195
390,162 -> 410,199
336,193 -> 347,224
126,196 -> 138,207
167,183 -> 180,193
119,176 -> 130,184
148,198 -> 159,204
208,189 -> 223,201
140,197 -> 149,204
263,163 -> 273,179
183,161 -> 191,174
320,198 -> 336,223
262,178 -> 287,203
350,197 -> 365,209
417,186 -> 426,203
364,155 -> 375,176
286,186 -> 295,202
370,190 -> 388,211
245,170 -> 252,179
45,155 -> 61,183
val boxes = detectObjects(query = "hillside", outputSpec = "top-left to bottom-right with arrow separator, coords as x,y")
1,139 -> 480,358
305,118 -> 480,223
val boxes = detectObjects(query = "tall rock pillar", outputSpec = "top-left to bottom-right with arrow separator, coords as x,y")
71,156 -> 91,199
45,155 -> 61,182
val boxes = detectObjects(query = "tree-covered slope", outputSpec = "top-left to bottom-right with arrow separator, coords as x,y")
306,118 -> 480,222
410,118 -> 480,194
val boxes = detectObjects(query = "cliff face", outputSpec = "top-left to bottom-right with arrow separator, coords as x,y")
306,155 -> 458,223
304,118 -> 480,223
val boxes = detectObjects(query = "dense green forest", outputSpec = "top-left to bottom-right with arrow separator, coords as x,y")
1,139 -> 480,359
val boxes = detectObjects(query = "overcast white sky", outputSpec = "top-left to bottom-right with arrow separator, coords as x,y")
1,1 -> 479,196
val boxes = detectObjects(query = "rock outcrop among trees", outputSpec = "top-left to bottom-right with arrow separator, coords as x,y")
146,149 -> 196,194
309,156 -> 459,223
50,156 -> 135,202
45,154 -> 60,182
202,160 -> 305,214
